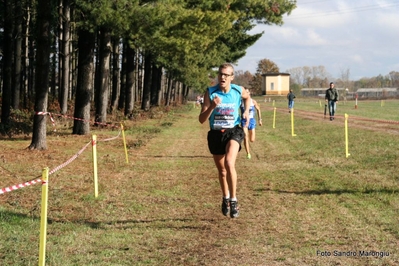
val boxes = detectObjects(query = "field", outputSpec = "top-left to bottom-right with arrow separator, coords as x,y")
1,97 -> 399,265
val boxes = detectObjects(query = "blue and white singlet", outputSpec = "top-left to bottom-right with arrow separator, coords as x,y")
208,84 -> 243,130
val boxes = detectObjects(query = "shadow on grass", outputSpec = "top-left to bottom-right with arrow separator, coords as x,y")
0,210 -> 33,221
255,188 -> 398,195
0,210 -> 213,230
151,155 -> 210,158
78,218 -> 215,230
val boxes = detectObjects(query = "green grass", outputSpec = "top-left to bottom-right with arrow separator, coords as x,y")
1,100 -> 399,265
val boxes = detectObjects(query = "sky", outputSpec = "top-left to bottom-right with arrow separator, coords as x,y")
234,0 -> 399,81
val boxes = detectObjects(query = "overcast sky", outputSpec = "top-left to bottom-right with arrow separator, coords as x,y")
235,0 -> 399,81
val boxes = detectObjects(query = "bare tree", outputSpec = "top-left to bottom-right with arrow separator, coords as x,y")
234,70 -> 253,89
389,71 -> 399,87
286,67 -> 302,86
340,68 -> 350,90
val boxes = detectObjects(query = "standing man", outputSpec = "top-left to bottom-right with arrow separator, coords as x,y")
240,88 -> 262,159
199,62 -> 251,218
325,82 -> 339,121
287,89 -> 296,113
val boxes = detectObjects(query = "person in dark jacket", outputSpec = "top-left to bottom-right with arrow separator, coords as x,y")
287,89 -> 296,113
325,82 -> 339,121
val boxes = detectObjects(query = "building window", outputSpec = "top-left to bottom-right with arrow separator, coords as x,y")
270,82 -> 274,91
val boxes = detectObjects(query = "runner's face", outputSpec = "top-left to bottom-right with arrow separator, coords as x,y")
218,67 -> 234,89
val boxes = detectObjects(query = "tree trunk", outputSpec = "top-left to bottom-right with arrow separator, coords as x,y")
118,41 -> 127,110
50,44 -> 57,98
95,28 -> 111,124
27,30 -> 36,105
124,44 -> 135,116
12,0 -> 22,110
141,52 -> 152,111
60,0 -> 71,114
165,73 -> 172,107
150,64 -> 162,107
111,37 -> 120,112
182,84 -> 189,104
1,0 -> 14,129
22,4 -> 31,109
73,29 -> 95,135
136,50 -> 142,104
29,0 -> 53,150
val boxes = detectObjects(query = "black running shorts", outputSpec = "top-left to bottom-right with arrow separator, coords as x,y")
207,126 -> 244,155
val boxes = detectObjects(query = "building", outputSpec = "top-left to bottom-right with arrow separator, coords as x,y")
301,88 -> 346,98
261,73 -> 290,95
355,88 -> 398,98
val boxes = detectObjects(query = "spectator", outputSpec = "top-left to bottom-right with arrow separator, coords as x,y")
287,89 -> 296,113
325,82 -> 339,121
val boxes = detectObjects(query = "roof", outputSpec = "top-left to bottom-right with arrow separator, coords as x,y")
301,88 -> 345,91
356,88 -> 398,92
262,73 -> 290,77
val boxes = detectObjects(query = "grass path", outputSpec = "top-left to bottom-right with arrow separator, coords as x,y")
117,106 -> 398,265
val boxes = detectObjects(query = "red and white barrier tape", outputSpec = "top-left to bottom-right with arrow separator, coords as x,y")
36,112 -> 119,128
35,111 -> 56,131
1,118 -> 124,195
36,111 -> 121,129
98,130 -> 122,142
0,178 -> 42,195
48,141 -> 91,175
1,141 -> 92,195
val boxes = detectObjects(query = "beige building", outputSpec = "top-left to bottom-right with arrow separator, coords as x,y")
262,73 -> 290,95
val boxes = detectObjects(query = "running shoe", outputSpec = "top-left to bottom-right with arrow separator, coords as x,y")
229,200 -> 239,218
247,153 -> 251,159
221,198 -> 229,216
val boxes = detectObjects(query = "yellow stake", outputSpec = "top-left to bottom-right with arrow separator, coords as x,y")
121,123 -> 129,164
291,108 -> 297,137
92,135 -> 99,198
38,167 -> 49,266
273,107 -> 276,129
345,113 -> 350,158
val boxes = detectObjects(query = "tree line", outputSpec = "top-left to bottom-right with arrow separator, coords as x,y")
233,59 -> 399,95
0,0 -> 297,149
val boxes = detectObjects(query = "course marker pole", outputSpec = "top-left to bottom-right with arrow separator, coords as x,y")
92,135 -> 99,198
273,107 -> 276,129
345,113 -> 350,158
291,108 -> 297,137
121,123 -> 129,164
38,167 -> 49,266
